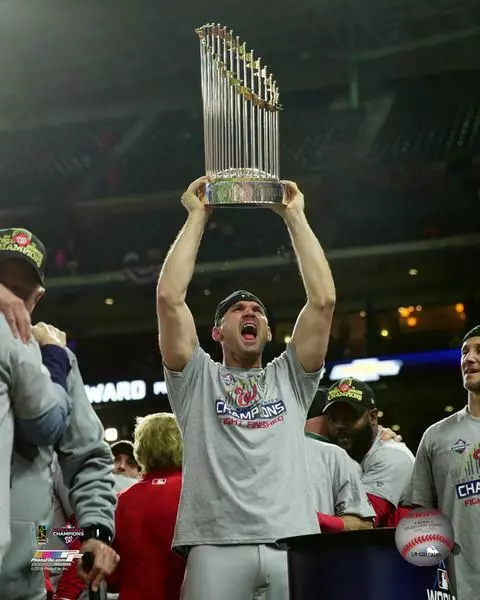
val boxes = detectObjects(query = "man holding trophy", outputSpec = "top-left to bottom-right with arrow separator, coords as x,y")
156,24 -> 336,600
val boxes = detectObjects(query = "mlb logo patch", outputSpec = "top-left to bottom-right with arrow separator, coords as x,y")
451,439 -> 468,454
438,568 -> 449,592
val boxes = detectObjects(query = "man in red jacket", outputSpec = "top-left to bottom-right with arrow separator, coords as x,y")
55,412 -> 184,600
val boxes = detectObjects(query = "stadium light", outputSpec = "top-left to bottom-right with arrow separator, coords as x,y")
105,427 -> 118,442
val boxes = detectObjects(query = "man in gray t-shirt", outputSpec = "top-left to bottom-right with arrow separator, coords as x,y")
315,379 -> 415,527
158,177 -> 335,600
305,433 -> 375,531
405,325 -> 480,600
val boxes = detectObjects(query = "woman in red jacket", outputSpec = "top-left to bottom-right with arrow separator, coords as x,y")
54,412 -> 185,600
110,412 -> 185,599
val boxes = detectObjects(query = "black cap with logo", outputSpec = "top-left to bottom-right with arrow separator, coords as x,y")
111,440 -> 136,463
0,228 -> 46,285
323,378 -> 376,414
214,290 -> 267,326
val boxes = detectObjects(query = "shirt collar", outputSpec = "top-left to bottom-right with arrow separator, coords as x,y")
141,467 -> 181,481
305,431 -> 332,443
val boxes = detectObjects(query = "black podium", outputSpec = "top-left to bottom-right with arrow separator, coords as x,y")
279,529 -> 456,600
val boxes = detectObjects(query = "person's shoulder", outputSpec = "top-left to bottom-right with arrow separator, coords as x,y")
266,348 -> 287,368
191,345 -> 219,371
266,343 -> 296,373
0,313 -> 13,340
308,437 -> 346,456
305,435 -> 330,451
371,438 -> 415,463
120,472 -> 182,501
305,436 -> 353,463
166,344 -> 219,377
0,315 -> 37,361
117,479 -> 141,501
423,408 -> 468,438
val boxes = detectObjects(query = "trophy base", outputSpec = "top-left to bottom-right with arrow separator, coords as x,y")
206,179 -> 284,207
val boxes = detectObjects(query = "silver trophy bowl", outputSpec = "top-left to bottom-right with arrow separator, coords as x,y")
206,169 -> 284,207
206,179 -> 284,207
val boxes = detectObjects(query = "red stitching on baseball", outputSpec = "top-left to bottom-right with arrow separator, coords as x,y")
401,534 -> 453,558
407,510 -> 441,520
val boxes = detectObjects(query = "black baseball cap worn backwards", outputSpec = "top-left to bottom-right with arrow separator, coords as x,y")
462,326 -> 480,344
214,290 -> 267,326
111,440 -> 137,463
0,228 -> 46,285
323,378 -> 376,414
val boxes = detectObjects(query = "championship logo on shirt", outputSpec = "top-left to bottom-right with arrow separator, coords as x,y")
216,371 -> 286,429
451,439 -> 468,454
52,525 -> 85,546
455,441 -> 480,506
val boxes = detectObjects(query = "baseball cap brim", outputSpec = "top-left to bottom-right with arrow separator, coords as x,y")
111,441 -> 136,461
323,397 -> 369,414
0,251 -> 44,285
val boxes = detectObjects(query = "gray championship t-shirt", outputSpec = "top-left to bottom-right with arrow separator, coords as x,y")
361,430 -> 415,507
305,433 -> 375,519
405,407 -> 480,600
164,342 -> 323,550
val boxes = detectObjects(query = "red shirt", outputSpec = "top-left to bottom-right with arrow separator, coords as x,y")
54,468 -> 184,600
111,468 -> 185,600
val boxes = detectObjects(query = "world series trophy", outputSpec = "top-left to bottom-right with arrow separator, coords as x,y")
196,23 -> 284,207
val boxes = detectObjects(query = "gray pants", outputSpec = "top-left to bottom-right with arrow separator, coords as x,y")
181,544 -> 289,600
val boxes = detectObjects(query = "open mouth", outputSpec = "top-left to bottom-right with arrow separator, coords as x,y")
241,322 -> 258,341
465,369 -> 480,376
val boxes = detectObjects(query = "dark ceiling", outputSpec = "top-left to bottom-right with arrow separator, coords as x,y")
0,0 -> 479,340
1,0 -> 480,117
34,233 -> 480,338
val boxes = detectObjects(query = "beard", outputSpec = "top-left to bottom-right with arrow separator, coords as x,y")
332,424 -> 374,463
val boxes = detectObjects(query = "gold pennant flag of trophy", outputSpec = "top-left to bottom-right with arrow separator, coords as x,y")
196,23 -> 284,207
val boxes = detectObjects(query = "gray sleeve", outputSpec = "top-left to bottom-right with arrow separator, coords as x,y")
55,350 -> 116,534
281,343 -> 325,413
333,451 -> 376,519
7,320 -> 71,446
361,446 -> 414,508
52,454 -> 74,518
163,343 -> 209,428
403,432 -> 437,508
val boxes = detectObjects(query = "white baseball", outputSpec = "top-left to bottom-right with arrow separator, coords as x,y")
395,508 -> 454,567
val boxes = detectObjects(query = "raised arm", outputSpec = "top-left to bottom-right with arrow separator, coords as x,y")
273,181 -> 335,373
157,176 -> 211,372
10,321 -> 72,446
